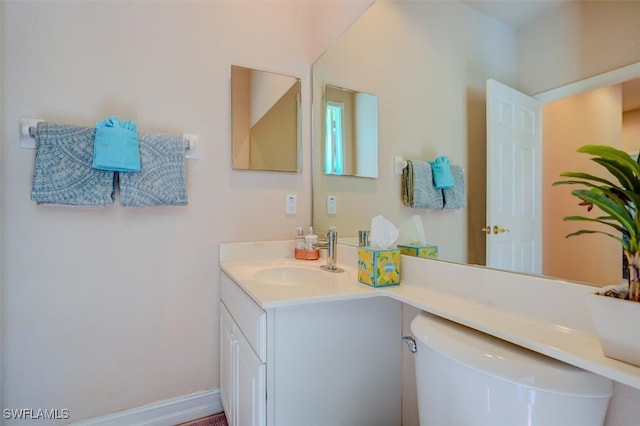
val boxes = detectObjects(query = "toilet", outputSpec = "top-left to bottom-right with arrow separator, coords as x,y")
410,312 -> 613,426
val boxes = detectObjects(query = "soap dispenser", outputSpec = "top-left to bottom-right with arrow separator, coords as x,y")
305,227 -> 319,250
295,226 -> 306,250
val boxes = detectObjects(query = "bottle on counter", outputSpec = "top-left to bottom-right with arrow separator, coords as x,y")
305,226 -> 319,250
295,226 -> 306,250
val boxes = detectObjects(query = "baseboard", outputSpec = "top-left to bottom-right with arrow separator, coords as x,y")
71,389 -> 222,426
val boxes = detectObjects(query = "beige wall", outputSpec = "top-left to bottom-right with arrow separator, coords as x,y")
543,86 -> 623,285
623,108 -> 640,153
0,0 -> 372,422
518,1 -> 640,95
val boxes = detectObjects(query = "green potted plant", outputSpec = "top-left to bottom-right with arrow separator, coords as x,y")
554,144 -> 640,366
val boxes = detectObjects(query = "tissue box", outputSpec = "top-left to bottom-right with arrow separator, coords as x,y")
398,244 -> 438,259
357,247 -> 400,287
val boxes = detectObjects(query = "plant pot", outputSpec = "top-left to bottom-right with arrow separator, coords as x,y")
587,293 -> 640,367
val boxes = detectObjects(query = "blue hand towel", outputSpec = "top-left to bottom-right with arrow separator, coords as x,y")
32,122 -> 115,206
430,156 -> 455,189
92,116 -> 141,172
119,133 -> 188,207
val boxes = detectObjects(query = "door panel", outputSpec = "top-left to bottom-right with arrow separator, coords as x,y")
486,79 -> 542,274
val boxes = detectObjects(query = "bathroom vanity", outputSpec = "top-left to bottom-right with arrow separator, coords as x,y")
219,258 -> 401,426
219,240 -> 640,426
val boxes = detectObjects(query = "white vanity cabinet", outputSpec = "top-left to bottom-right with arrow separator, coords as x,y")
220,272 -> 402,426
220,302 -> 266,426
220,272 -> 267,426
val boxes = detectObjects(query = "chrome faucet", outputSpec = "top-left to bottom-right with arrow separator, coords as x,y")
314,228 -> 344,273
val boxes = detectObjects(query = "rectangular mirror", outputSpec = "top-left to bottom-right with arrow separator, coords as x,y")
324,84 -> 378,178
231,65 -> 301,172
311,0 -> 640,287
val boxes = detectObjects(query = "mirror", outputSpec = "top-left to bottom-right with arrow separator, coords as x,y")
324,84 -> 379,178
231,65 -> 301,172
311,0 -> 640,285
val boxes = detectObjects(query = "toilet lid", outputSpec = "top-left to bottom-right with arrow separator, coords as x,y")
410,312 -> 613,397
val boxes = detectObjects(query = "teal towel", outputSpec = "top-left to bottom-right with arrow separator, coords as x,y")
92,116 -> 141,172
430,156 -> 455,189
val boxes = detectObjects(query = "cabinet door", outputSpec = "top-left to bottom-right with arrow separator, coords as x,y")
221,273 -> 267,362
270,297 -> 402,425
221,301 -> 266,426
237,329 -> 266,426
220,303 -> 238,425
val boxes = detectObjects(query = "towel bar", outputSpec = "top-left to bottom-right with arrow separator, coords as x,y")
20,117 -> 197,158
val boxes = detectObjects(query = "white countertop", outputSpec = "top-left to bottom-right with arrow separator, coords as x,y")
219,240 -> 640,390
220,257 -> 378,308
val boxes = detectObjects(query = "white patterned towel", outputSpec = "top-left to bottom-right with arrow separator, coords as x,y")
118,133 -> 188,207
402,160 -> 444,209
31,122 -> 115,206
443,165 -> 466,209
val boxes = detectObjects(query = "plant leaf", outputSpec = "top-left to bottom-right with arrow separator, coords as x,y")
563,215 -> 627,235
553,172 -> 617,188
570,189 -> 635,240
565,229 -> 629,250
578,145 -> 640,177
592,158 -> 640,193
555,145 -> 640,254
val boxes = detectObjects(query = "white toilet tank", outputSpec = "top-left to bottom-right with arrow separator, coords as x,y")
410,312 -> 613,426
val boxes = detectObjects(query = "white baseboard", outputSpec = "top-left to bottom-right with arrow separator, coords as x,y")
71,389 -> 222,426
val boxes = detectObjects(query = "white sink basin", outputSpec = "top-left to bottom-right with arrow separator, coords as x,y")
253,266 -> 328,287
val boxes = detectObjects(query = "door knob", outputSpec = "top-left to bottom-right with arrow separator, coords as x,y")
481,226 -> 492,234
492,225 -> 510,234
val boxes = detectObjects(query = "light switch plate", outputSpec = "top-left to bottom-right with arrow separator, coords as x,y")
327,195 -> 337,215
286,194 -> 297,215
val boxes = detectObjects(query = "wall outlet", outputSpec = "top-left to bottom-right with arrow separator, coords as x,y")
286,194 -> 297,215
327,195 -> 337,215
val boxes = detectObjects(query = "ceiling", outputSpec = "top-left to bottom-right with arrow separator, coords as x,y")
460,0 -> 640,112
461,0 -> 572,28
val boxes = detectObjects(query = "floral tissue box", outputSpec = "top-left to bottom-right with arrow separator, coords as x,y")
398,244 -> 438,259
357,247 -> 400,287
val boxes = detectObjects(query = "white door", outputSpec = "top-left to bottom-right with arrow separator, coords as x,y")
486,79 -> 542,274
